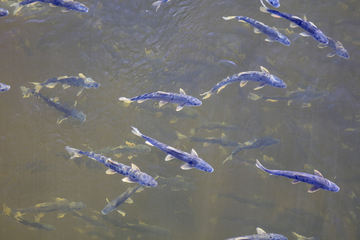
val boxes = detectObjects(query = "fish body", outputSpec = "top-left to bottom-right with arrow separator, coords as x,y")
0,82 -> 10,92
96,143 -> 151,157
224,137 -> 280,163
10,0 -> 88,14
65,146 -> 158,187
152,0 -> 169,12
0,8 -> 9,17
155,175 -> 197,191
255,160 -> 340,193
30,73 -> 100,95
101,184 -> 143,215
219,193 -> 274,208
226,227 -> 287,240
260,0 -> 328,44
318,37 -> 349,59
192,122 -> 238,133
223,16 -> 290,46
177,131 -> 239,147
119,88 -> 202,111
200,66 -> 286,99
131,127 -> 214,173
21,86 -> 86,123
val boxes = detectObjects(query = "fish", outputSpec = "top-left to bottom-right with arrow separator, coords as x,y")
176,131 -> 239,147
248,86 -> 329,105
155,175 -> 197,191
119,88 -> 202,111
29,73 -> 100,95
10,0 -> 88,15
260,0 -> 328,44
65,146 -> 158,187
10,197 -> 85,220
190,122 -> 238,135
200,66 -> 286,99
131,127 -> 214,173
223,137 -> 280,164
95,142 -> 151,159
226,227 -> 287,240
223,16 -> 290,46
255,159 -> 340,193
318,37 -> 349,59
152,0 -> 170,12
265,0 -> 280,8
101,184 -> 144,215
21,86 -> 86,124
292,232 -> 320,240
218,193 -> 275,208
0,8 -> 9,17
0,82 -> 10,92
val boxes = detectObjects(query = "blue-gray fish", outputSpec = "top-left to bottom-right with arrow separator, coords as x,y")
101,184 -> 144,215
223,16 -> 290,46
119,88 -> 202,111
65,146 -> 158,187
21,86 -> 86,124
318,37 -> 349,59
131,127 -> 214,173
0,8 -> 9,17
200,66 -> 286,99
30,73 -> 100,95
255,159 -> 340,193
152,0 -> 170,12
0,82 -> 10,92
10,0 -> 88,15
265,0 -> 280,8
260,0 -> 328,44
177,131 -> 239,147
226,227 -> 287,240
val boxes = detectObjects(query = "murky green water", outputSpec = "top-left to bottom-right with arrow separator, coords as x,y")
1,0 -> 360,239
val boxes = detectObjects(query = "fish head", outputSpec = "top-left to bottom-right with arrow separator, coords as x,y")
138,174 -> 158,187
270,76 -> 287,88
85,78 -> 100,89
69,201 -> 86,210
277,34 -> 291,46
186,96 -> 202,107
266,0 -> 280,7
73,110 -> 86,122
0,8 -> 9,17
327,180 -> 340,192
335,45 -> 349,59
72,2 -> 89,12
194,159 -> 214,173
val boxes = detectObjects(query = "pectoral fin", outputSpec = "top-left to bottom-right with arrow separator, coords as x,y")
77,88 -> 84,96
216,84 -> 227,93
181,163 -> 194,170
300,32 -> 311,37
176,103 -> 185,111
122,177 -> 136,183
46,82 -> 58,88
61,8 -> 71,12
137,99 -> 147,103
290,22 -> 298,28
57,212 -> 68,218
265,37 -> 276,42
159,101 -> 167,107
106,169 -> 117,174
165,154 -> 175,161
145,141 -> 154,146
292,179 -> 301,184
57,115 -> 68,124
318,43 -> 328,48
116,209 -> 126,216
308,185 -> 320,193
254,28 -> 261,34
125,198 -> 133,204
326,52 -> 336,58
253,83 -> 266,90
240,81 -> 248,87
62,84 -> 70,90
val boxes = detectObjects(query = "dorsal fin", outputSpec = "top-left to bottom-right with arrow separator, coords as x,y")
256,227 -> 266,234
179,88 -> 186,95
191,149 -> 198,157
314,169 -> 323,178
260,66 -> 269,74
132,163 -> 140,171
79,73 -> 86,78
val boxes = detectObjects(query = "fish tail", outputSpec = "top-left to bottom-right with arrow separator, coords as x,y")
200,91 -> 212,99
259,0 -> 268,12
255,159 -> 267,171
119,97 -> 133,103
222,16 -> 237,21
65,146 -> 83,159
29,82 -> 42,93
10,2 -> 23,15
131,126 -> 142,137
176,131 -> 187,140
222,155 -> 232,164
152,1 -> 162,12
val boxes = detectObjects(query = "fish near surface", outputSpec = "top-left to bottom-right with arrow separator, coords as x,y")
223,16 -> 290,46
10,0 -> 88,15
30,73 -> 100,95
65,146 -> 158,187
131,127 -> 214,173
223,136 -> 280,164
119,88 -> 202,111
176,131 -> 239,147
200,66 -> 286,99
152,0 -> 170,12
255,160 -> 340,193
21,86 -> 86,124
0,8 -> 9,17
101,184 -> 144,215
226,227 -> 287,240
0,82 -> 10,92
318,37 -> 349,59
260,0 -> 328,45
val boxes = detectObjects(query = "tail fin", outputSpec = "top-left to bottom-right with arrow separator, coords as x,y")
259,0 -> 268,12
65,146 -> 83,159
176,131 -> 188,140
29,82 -> 43,93
222,16 -> 237,20
200,91 -> 212,99
131,126 -> 142,137
255,159 -> 267,171
20,86 -> 33,98
152,1 -> 162,12
222,155 -> 232,164
10,2 -> 23,15
119,97 -> 132,103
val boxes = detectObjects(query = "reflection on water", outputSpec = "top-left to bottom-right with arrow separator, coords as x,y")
0,0 -> 360,239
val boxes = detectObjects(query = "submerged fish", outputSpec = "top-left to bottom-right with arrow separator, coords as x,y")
96,142 -> 151,159
152,0 -> 169,12
200,66 -> 286,99
223,16 -> 290,46
10,0 -> 88,15
226,227 -> 287,240
255,159 -> 340,193
260,0 -> 328,44
0,8 -> 9,17
131,127 -> 214,173
292,232 -> 320,240
21,86 -> 86,124
265,0 -> 280,8
190,122 -> 238,135
224,137 -> 280,164
65,146 -> 158,187
30,73 -> 100,95
155,175 -> 197,191
219,193 -> 275,208
0,82 -> 10,92
101,184 -> 144,215
119,88 -> 202,111
176,131 -> 239,147
318,37 -> 349,59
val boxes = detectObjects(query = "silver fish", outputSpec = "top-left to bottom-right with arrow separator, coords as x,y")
226,227 -> 287,240
10,0 -> 88,15
318,37 -> 349,59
